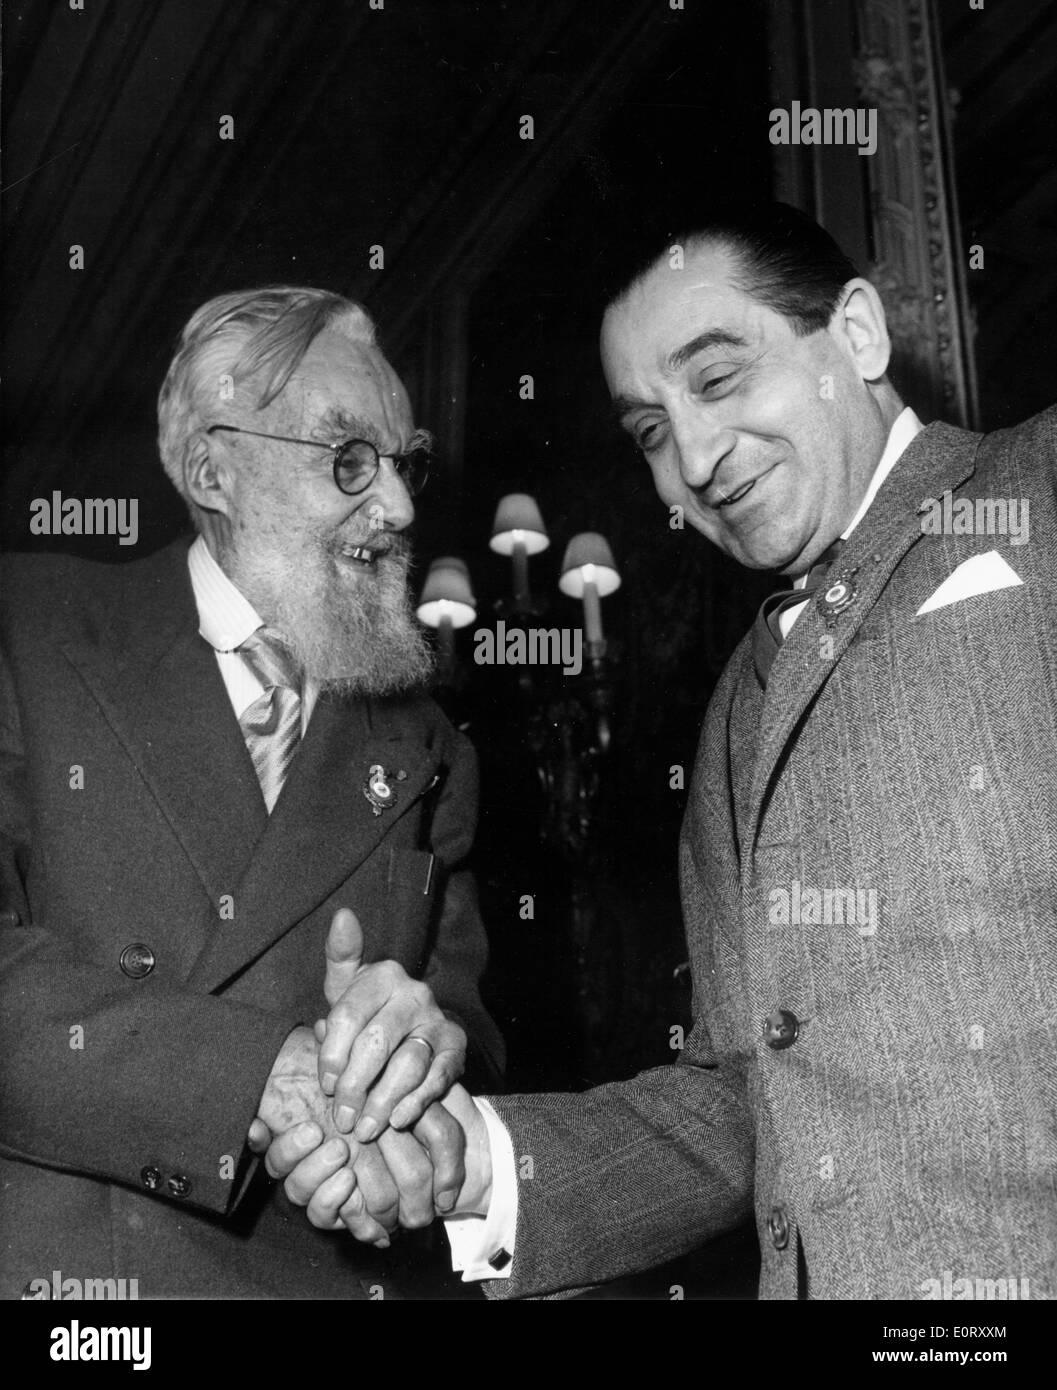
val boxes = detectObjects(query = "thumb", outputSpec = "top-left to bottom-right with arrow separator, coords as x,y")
324,906 -> 364,1005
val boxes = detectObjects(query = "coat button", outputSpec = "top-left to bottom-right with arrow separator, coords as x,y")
141,1166 -> 162,1191
119,943 -> 156,978
763,1008 -> 800,1050
167,1173 -> 192,1200
0,908 -> 21,928
768,1205 -> 790,1250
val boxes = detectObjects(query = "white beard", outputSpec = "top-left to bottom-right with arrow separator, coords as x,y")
227,531 -> 435,696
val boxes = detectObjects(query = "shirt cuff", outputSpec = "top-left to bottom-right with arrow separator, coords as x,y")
443,1097 -> 518,1281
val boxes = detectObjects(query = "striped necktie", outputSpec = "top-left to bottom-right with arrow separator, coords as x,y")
237,628 -> 303,812
752,540 -> 844,688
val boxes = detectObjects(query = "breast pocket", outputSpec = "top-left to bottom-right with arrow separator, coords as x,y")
387,847 -> 437,897
381,848 -> 439,968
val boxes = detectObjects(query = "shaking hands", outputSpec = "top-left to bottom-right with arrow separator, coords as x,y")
250,908 -> 490,1245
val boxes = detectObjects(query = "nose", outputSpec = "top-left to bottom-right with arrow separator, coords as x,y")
361,457 -> 415,532
669,410 -> 736,494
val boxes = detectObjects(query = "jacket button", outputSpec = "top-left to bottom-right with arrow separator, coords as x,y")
768,1205 -> 790,1250
167,1173 -> 192,1200
0,908 -> 21,928
141,1166 -> 162,1191
763,1008 -> 799,1049
119,943 -> 156,978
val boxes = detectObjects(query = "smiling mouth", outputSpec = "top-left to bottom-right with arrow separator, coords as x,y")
716,478 -> 756,509
339,544 -> 377,565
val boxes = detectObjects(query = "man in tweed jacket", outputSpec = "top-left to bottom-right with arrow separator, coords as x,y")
270,204 -> 1057,1300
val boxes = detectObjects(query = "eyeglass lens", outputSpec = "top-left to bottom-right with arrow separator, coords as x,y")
334,441 -> 431,496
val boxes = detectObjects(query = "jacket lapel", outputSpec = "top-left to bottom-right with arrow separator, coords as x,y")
742,421 -> 983,864
186,691 -> 443,993
61,541 -> 266,908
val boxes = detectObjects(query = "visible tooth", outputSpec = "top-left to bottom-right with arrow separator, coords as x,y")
721,480 -> 753,507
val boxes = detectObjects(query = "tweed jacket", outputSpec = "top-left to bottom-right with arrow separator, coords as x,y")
0,537 -> 504,1299
484,408 -> 1057,1300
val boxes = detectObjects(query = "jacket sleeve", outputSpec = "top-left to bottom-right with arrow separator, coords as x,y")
481,1020 -> 754,1299
422,724 -> 506,1090
0,636 -> 296,1219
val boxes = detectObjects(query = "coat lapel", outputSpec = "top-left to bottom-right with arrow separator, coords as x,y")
742,421 -> 983,864
186,691 -> 443,993
61,541 -> 266,908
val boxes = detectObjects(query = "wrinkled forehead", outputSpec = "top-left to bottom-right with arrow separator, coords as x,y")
600,244 -> 759,387
286,327 -> 413,442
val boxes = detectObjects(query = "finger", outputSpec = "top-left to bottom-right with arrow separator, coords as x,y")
327,976 -> 429,1128
413,1103 -> 466,1214
318,972 -> 393,1106
353,1143 -> 400,1236
262,1122 -> 326,1179
347,1036 -> 438,1141
377,1128 -> 435,1230
305,1165 -> 358,1231
337,1184 -> 391,1247
247,1117 -> 272,1154
323,907 -> 365,1007
387,1044 -> 464,1132
280,1136 -> 350,1203
313,1018 -> 326,1045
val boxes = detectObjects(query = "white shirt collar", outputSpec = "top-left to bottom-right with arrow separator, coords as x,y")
840,406 -> 924,541
187,535 -> 320,733
187,534 -> 264,652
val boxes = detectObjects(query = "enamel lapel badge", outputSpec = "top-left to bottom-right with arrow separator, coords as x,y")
364,763 -> 407,816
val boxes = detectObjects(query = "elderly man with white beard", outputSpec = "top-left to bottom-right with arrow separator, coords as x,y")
0,287 -> 505,1300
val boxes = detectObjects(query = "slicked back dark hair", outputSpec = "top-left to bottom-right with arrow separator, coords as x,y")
605,200 -> 862,337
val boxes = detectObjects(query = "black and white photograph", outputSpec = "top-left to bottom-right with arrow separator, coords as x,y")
1,0 -> 1055,1351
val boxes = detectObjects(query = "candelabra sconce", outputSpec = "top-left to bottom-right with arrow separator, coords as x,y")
557,532 -> 621,755
418,503 -> 624,1078
489,493 -> 550,618
416,556 -> 476,685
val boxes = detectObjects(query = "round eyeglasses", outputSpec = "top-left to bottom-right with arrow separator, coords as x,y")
206,425 -> 431,496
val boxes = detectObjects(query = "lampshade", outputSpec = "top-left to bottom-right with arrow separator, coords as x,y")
489,493 -> 550,556
558,532 -> 621,598
416,556 -> 477,629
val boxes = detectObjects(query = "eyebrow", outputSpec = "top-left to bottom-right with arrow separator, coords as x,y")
610,328 -> 752,421
666,328 -> 749,372
313,408 -> 382,446
315,408 -> 433,456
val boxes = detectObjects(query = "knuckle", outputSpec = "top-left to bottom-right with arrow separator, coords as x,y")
400,1206 -> 433,1231
357,1022 -> 391,1058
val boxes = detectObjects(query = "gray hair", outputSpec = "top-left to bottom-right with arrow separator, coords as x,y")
157,286 -> 377,514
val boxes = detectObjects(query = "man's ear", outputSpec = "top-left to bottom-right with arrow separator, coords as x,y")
829,277 -> 891,382
183,430 -> 233,517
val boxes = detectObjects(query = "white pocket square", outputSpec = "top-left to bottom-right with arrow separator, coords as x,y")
916,550 -> 1023,616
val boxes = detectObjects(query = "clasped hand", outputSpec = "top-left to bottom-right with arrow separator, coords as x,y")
249,908 -> 473,1245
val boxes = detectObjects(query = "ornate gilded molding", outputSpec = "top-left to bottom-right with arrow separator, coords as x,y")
766,0 -> 978,427
853,0 -> 978,426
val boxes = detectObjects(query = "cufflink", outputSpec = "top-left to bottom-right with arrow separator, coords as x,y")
488,1248 -> 512,1272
